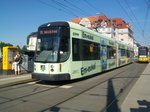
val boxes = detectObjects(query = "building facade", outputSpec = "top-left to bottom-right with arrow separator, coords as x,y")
71,16 -> 134,47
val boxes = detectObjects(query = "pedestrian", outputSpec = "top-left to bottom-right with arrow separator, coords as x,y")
13,51 -> 22,75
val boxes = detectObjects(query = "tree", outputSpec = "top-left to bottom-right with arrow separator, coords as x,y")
21,45 -> 27,54
0,42 -> 28,56
0,42 -> 13,56
16,45 -> 21,52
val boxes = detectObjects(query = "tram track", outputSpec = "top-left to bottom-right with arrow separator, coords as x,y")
42,70 -> 126,111
0,77 -> 35,89
41,63 -> 143,112
0,64 -> 128,107
0,80 -> 39,92
0,63 -> 147,112
0,82 -> 61,105
0,78 -> 76,105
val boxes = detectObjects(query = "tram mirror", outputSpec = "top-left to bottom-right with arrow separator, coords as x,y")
27,36 -> 37,51
37,39 -> 41,51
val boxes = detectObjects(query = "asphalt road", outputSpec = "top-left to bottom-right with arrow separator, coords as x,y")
0,63 -> 147,112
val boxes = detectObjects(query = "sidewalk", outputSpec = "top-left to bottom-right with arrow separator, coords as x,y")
0,73 -> 33,88
121,63 -> 150,112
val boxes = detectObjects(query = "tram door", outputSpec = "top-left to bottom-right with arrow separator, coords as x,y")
101,45 -> 107,71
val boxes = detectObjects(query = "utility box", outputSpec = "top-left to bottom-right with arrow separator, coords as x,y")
2,46 -> 18,75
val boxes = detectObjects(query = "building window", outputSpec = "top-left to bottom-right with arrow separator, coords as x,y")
117,24 -> 122,27
112,20 -> 116,22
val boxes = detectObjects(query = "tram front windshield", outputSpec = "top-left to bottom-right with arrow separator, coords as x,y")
139,48 -> 148,56
35,27 -> 69,63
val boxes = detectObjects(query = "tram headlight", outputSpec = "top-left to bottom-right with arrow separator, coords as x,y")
50,65 -> 54,72
51,69 -> 54,72
51,65 -> 54,69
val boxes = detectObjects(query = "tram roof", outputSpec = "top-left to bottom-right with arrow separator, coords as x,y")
39,21 -> 70,28
38,21 -> 133,48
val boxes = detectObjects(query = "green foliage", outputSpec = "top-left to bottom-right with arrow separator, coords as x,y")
21,45 -> 27,54
0,42 -> 27,56
0,42 -> 13,55
16,45 -> 27,54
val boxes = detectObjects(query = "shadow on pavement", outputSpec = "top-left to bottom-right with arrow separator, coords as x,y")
130,100 -> 150,112
106,79 -> 121,112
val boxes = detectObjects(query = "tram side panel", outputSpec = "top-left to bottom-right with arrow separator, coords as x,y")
70,29 -> 83,79
118,43 -> 127,66
100,37 -> 117,71
105,44 -> 117,70
70,29 -> 102,79
32,21 -> 134,81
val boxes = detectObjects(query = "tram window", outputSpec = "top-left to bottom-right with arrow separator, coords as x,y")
59,39 -> 69,61
82,40 -> 100,60
94,43 -> 100,59
60,39 -> 69,52
72,38 -> 81,61
72,38 -> 100,61
120,49 -> 126,56
127,50 -> 130,57
59,27 -> 70,62
107,46 -> 116,59
83,41 -> 91,60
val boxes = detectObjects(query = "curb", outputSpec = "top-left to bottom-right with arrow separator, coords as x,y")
0,75 -> 37,88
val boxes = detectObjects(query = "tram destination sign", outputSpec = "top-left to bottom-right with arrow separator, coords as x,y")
39,29 -> 58,35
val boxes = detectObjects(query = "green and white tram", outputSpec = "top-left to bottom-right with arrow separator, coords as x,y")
32,21 -> 133,81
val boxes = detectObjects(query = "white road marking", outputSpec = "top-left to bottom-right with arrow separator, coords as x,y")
27,82 -> 37,84
36,84 -> 57,88
59,85 -> 72,89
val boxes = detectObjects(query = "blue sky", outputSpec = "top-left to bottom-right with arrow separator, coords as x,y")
0,0 -> 150,49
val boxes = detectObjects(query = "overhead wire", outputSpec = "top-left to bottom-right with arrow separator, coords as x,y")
124,0 -> 148,45
37,0 -> 78,17
143,0 -> 150,45
117,0 -> 142,32
83,0 -> 107,18
37,0 -> 106,20
50,0 -> 107,25
145,0 -> 149,5
143,0 -> 150,32
82,0 -> 108,23
38,0 -> 143,40
37,0 -> 61,11
115,0 -> 150,46
83,0 -> 100,13
115,0 -> 144,43
50,0 -> 79,17
63,0 -> 90,16
124,0 -> 143,32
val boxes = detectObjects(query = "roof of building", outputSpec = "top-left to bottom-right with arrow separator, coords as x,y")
71,16 -> 130,29
71,15 -> 108,24
110,18 -> 129,28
